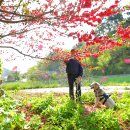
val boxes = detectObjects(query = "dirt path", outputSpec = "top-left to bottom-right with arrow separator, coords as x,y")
20,86 -> 130,94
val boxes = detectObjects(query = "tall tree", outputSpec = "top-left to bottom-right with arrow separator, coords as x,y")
96,13 -> 123,37
0,0 -> 129,63
96,12 -> 130,37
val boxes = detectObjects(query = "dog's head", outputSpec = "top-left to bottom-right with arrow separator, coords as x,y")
90,82 -> 100,90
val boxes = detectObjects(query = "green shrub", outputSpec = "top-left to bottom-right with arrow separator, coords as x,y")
27,115 -> 42,130
31,95 -> 53,114
0,97 -> 26,130
81,92 -> 95,104
85,109 -> 120,130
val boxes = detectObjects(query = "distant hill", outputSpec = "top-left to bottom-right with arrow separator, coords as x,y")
2,68 -> 11,78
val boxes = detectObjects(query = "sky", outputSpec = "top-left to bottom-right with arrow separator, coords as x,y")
1,36 -> 77,73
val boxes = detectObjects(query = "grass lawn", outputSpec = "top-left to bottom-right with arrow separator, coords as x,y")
1,74 -> 130,90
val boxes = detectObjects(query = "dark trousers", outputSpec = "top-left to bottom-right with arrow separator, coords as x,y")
67,74 -> 81,101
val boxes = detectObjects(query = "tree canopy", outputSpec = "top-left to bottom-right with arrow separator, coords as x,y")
0,0 -> 130,65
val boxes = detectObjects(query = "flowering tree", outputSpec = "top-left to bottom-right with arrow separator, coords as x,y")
0,0 -> 129,63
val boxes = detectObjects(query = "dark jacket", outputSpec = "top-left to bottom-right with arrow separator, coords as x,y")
66,59 -> 83,76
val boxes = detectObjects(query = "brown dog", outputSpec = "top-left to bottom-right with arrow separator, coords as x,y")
90,82 -> 115,108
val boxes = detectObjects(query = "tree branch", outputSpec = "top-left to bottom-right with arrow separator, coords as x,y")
0,9 -> 54,23
0,9 -> 33,18
0,45 -> 52,60
10,0 -> 23,20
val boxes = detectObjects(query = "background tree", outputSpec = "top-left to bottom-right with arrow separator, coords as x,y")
82,46 -> 130,76
27,59 -> 65,81
26,66 -> 44,81
7,71 -> 20,82
96,13 -> 124,37
96,11 -> 130,37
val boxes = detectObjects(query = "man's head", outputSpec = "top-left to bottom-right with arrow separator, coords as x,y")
71,49 -> 76,56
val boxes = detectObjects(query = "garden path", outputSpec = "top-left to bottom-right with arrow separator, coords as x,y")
20,86 -> 130,94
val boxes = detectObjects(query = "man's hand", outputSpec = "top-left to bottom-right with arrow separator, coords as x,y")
78,76 -> 82,80
64,60 -> 68,64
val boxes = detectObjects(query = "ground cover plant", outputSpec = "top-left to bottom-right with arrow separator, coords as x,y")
0,91 -> 130,130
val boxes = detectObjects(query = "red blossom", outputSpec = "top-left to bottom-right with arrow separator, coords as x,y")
12,66 -> 17,72
17,35 -> 24,39
81,0 -> 92,8
0,0 -> 128,65
38,44 -> 43,50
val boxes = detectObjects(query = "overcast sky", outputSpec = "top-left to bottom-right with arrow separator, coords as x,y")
1,36 -> 77,73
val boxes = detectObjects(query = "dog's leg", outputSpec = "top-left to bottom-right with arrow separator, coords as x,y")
94,98 -> 99,108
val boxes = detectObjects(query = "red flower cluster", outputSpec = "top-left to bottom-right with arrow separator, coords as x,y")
117,26 -> 130,41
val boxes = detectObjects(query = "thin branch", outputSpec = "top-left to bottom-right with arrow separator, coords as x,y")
0,23 -> 52,39
0,18 -> 33,23
0,9 -> 33,18
0,9 -> 54,23
10,0 -> 23,20
0,45 -> 52,60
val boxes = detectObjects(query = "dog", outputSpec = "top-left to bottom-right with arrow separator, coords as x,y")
90,82 -> 115,108
75,76 -> 82,84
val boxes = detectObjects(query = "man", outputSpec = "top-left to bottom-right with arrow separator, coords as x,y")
65,49 -> 83,101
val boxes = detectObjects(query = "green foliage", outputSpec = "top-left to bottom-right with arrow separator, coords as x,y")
113,92 -> 130,128
31,95 -> 53,114
27,115 -> 42,130
43,99 -> 84,130
121,17 -> 130,28
2,74 -> 130,91
1,91 -> 130,130
84,46 -> 130,76
2,81 -> 61,90
97,51 -> 111,69
26,58 -> 62,82
7,71 -> 20,82
121,109 -> 130,123
85,109 -> 120,130
0,97 -> 26,130
102,75 -> 130,86
81,92 -> 95,104
95,12 -> 130,37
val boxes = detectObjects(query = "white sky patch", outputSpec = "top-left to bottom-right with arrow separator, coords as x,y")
1,35 -> 77,73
